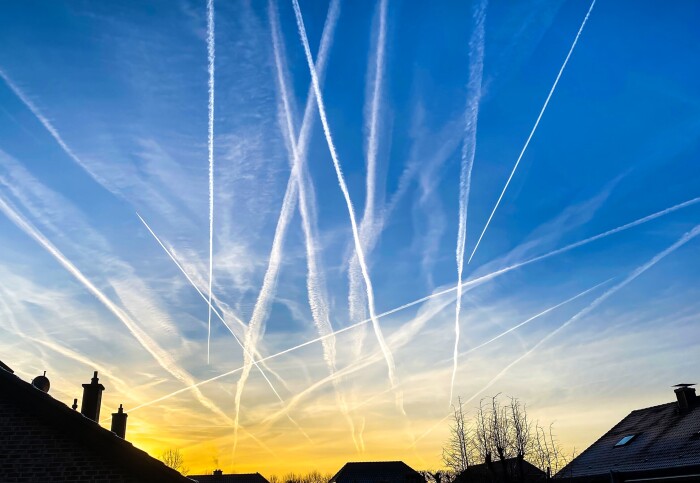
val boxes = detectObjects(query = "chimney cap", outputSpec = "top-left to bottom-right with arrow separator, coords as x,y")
673,383 -> 696,388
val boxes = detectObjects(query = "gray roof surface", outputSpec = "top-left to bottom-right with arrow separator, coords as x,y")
557,400 -> 700,478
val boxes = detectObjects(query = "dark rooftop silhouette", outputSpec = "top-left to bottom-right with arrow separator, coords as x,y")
0,363 -> 192,482
330,461 -> 424,483
556,384 -> 700,482
456,457 -> 546,483
189,471 -> 270,483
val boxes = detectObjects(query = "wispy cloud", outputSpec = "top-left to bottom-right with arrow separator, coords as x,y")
468,0 -> 597,263
291,0 -> 401,412
452,0 -> 488,406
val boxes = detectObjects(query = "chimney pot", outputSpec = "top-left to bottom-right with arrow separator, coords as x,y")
72,398 -> 78,410
80,370 -> 105,422
674,384 -> 696,412
111,403 -> 128,438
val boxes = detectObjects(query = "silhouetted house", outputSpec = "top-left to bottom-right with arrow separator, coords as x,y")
456,457 -> 546,483
189,470 -> 270,483
555,384 -> 700,482
330,461 -> 425,483
0,361 -> 193,482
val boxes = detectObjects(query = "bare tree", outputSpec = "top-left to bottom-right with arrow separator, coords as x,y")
442,397 -> 473,473
160,448 -> 189,475
532,423 -> 569,478
510,397 -> 531,481
444,394 -> 568,481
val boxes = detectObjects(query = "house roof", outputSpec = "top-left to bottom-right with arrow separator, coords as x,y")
457,457 -> 546,482
556,399 -> 700,479
0,364 -> 193,482
329,461 -> 423,483
189,472 -> 270,483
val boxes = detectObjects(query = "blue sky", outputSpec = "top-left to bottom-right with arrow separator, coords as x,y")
0,0 -> 699,474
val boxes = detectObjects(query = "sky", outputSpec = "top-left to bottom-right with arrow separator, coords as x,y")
0,0 -> 699,476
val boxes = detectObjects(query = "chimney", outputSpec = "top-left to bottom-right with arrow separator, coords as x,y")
81,371 -> 105,422
111,404 -> 128,438
72,398 -> 78,410
674,384 -> 696,412
213,469 -> 223,478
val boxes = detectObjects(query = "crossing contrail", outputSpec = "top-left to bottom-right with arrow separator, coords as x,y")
0,195 -> 233,425
269,0 -> 353,438
130,197 -> 699,412
291,0 -> 400,408
452,0 -> 488,407
349,0 -> 389,362
206,0 -> 216,365
137,213 -> 284,399
137,213 -> 311,447
415,224 -> 700,445
468,0 -> 597,264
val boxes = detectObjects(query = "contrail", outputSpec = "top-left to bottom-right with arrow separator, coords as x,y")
415,224 -> 700,445
260,275 -> 604,427
206,0 -> 216,365
291,0 -> 400,406
137,213 -> 311,446
468,0 -> 597,264
0,69 -> 104,185
130,197 -> 699,411
137,213 -> 285,400
349,0 -> 388,360
452,0 -> 488,406
269,0 -> 354,441
461,279 -> 611,357
0,195 -> 232,425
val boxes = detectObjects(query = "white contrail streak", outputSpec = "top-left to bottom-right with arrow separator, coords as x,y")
269,0 -> 354,442
415,224 -> 700,445
0,196 -> 232,425
291,0 -> 400,405
0,69 -> 104,185
137,214 -> 284,400
137,213 -> 311,446
468,0 -> 596,264
130,197 -> 699,411
349,0 -> 389,360
452,0 -> 487,406
206,0 -> 216,365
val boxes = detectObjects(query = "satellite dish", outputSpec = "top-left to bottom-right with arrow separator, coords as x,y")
32,371 -> 50,393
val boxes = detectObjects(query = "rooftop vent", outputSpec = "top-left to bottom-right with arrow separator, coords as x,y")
32,371 -> 50,393
673,383 -> 696,412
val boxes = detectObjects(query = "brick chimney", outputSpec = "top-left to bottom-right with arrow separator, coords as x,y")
81,371 -> 105,422
213,469 -> 223,478
673,383 -> 696,412
111,404 -> 128,438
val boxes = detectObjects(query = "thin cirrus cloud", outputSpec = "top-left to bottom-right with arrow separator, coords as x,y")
0,0 -> 698,476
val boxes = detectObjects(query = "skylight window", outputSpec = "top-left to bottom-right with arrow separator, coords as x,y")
614,434 -> 637,447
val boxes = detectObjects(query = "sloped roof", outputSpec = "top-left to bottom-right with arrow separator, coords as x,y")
556,400 -> 700,479
189,472 -> 270,483
0,365 -> 193,482
330,461 -> 423,483
457,457 -> 546,482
